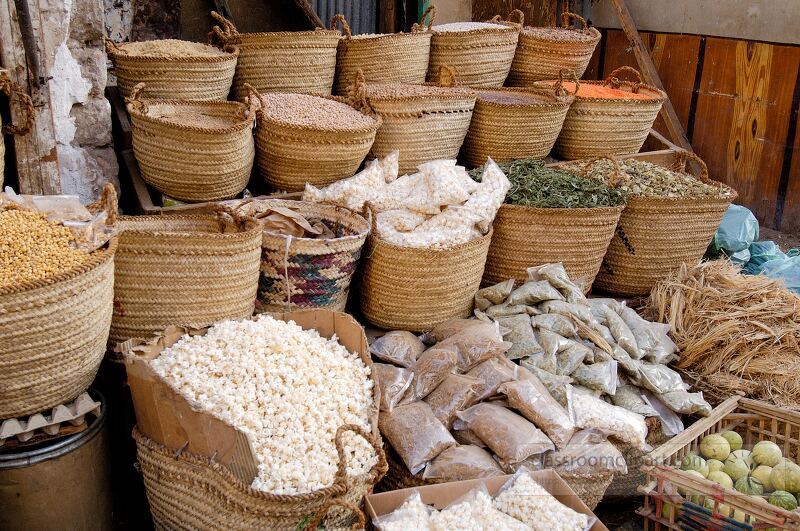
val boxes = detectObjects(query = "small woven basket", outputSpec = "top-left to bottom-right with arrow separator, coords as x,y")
462,73 -> 576,167
603,418 -> 670,499
228,198 -> 370,313
332,7 -> 434,95
483,203 -> 624,291
105,38 -> 238,101
248,80 -> 381,192
508,11 -> 601,86
126,83 -> 255,203
210,11 -> 341,101
593,153 -> 737,296
0,188 -> 118,418
427,10 -> 522,88
552,67 -> 666,160
367,66 -> 477,174
109,209 -> 262,345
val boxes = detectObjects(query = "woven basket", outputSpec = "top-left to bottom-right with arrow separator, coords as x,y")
507,11 -> 601,86
360,222 -> 492,333
228,198 -> 369,313
603,418 -> 670,499
126,83 -> 255,203
134,424 -> 384,530
483,203 -> 624,291
367,67 -> 476,174
332,8 -> 434,95
427,11 -> 522,88
0,70 -> 35,184
593,153 -> 736,296
109,210 -> 262,344
462,75 -> 575,167
551,67 -> 665,160
0,188 -> 118,419
105,38 -> 237,101
210,11 -> 341,101
248,81 -> 381,192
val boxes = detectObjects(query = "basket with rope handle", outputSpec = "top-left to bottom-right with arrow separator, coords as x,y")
331,7 -> 435,95
125,82 -> 256,203
209,10 -> 342,101
0,70 -> 35,186
508,10 -> 602,86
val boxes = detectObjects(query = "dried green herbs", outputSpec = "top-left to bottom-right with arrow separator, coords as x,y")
469,159 -> 626,209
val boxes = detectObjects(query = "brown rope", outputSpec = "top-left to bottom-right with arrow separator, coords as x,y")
412,4 -> 437,32
554,68 -> 580,97
673,150 -> 710,181
330,14 -> 352,39
306,499 -> 366,530
506,8 -> 524,25
436,65 -> 460,88
88,182 -> 119,225
333,423 -> 387,485
561,11 -> 588,30
605,66 -> 643,93
0,72 -> 35,136
210,10 -> 238,36
582,155 -> 628,188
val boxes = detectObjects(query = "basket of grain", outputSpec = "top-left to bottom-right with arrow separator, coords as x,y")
507,11 -> 601,86
109,208 -> 262,345
546,67 -> 666,160
0,70 -> 35,185
332,7 -> 435,95
366,66 -> 477,174
126,83 -> 256,203
427,11 -> 522,88
210,11 -> 341,101
247,79 -> 381,192
461,72 -> 576,168
226,198 -> 370,313
105,38 -> 237,101
0,186 -> 118,418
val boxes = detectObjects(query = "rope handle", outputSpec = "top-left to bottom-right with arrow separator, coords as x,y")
104,38 -> 125,55
330,14 -> 352,38
435,65 -> 459,87
490,9 -> 524,25
87,182 -> 119,225
125,82 -> 149,114
210,10 -> 239,38
242,83 -> 264,116
345,69 -> 375,116
554,68 -> 580,97
333,423 -> 387,485
0,72 -> 35,136
307,499 -> 366,530
561,11 -> 588,30
581,155 -> 628,188
412,4 -> 437,32
672,150 -> 709,181
605,66 -> 643,92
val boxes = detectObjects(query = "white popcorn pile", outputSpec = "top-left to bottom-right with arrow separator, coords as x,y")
431,489 -> 530,531
493,473 -> 589,531
149,315 -> 377,495
374,492 -> 433,531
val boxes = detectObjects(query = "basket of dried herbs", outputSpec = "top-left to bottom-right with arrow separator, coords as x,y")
562,152 -> 737,296
469,158 -> 625,289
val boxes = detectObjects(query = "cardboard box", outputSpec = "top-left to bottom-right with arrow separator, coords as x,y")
119,309 -> 378,485
365,470 -> 609,531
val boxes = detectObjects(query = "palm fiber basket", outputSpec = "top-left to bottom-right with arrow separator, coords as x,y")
0,188 -> 118,418
507,11 -> 601,86
210,11 -> 341,101
462,75 -> 576,168
427,11 -> 522,88
248,81 -> 381,192
366,67 -> 477,174
552,67 -> 666,160
105,38 -> 237,101
332,7 -> 434,95
126,83 -> 255,203
592,153 -> 736,296
482,203 -> 624,291
603,417 -> 669,499
109,210 -> 262,345
227,198 -> 370,313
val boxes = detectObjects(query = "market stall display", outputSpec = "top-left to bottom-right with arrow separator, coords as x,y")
105,38 -> 238,101
507,11 -> 602,86
332,7 -> 435,95
209,11 -> 341,101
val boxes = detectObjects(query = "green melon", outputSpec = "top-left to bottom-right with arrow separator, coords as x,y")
735,476 -> 764,496
768,490 -> 798,511
723,456 -> 751,482
707,459 -> 725,473
700,434 -> 731,461
730,449 -> 754,468
771,461 -> 800,493
708,470 -> 734,489
720,431 -> 743,452
681,454 -> 709,478
753,441 -> 783,467
752,465 -> 774,492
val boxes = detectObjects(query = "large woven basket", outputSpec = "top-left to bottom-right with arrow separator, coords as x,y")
210,11 -> 341,101
551,67 -> 666,160
366,67 -> 476,174
134,424 -> 384,530
126,83 -> 255,203
228,198 -> 370,313
105,38 -> 237,101
593,153 -> 736,296
507,11 -> 601,86
462,76 -> 575,167
248,82 -> 381,192
603,418 -> 670,499
483,203 -> 624,291
361,224 -> 492,333
109,210 -> 262,345
332,8 -> 434,95
427,11 -> 522,88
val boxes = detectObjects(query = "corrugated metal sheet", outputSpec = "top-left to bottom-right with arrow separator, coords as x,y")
312,0 -> 376,34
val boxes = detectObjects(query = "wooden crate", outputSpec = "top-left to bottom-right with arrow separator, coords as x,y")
638,396 -> 800,530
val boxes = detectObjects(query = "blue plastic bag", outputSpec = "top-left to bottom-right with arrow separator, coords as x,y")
759,256 -> 800,294
708,204 -> 759,256
744,241 -> 786,274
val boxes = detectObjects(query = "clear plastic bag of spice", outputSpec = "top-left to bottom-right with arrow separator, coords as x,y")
370,331 -> 426,368
379,401 -> 456,474
373,363 -> 414,412
435,325 -> 511,372
404,345 -> 458,401
422,444 -> 504,481
424,373 -> 482,429
466,356 -> 518,402
499,376 -> 576,450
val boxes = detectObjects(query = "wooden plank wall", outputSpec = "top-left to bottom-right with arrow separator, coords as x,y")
585,29 -> 800,233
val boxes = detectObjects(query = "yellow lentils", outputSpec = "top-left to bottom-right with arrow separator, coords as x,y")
0,209 -> 88,288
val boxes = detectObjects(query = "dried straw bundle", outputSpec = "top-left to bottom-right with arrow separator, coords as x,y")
644,260 -> 800,409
